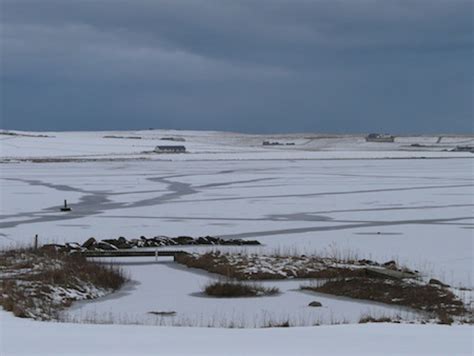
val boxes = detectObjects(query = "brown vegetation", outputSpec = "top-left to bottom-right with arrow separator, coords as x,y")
302,278 -> 466,323
0,248 -> 126,320
176,251 -> 374,280
359,315 -> 398,324
203,281 -> 279,297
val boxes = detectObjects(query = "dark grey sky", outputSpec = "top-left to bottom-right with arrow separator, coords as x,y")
1,0 -> 473,133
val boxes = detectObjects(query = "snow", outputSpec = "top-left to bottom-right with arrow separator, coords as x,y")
1,310 -> 472,355
1,129 -> 473,160
63,256 -> 419,327
1,157 -> 472,287
1,130 -> 473,354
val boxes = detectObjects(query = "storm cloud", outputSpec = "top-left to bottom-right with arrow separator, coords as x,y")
1,0 -> 473,133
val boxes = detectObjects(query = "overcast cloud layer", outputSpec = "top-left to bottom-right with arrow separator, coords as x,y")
1,0 -> 473,133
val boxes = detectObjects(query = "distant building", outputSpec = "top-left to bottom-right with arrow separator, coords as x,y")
154,145 -> 186,153
365,133 -> 395,143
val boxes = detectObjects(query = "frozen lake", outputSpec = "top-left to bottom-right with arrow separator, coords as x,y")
63,256 -> 420,327
1,157 -> 473,287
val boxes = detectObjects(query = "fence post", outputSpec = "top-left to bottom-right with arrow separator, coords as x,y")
34,234 -> 38,250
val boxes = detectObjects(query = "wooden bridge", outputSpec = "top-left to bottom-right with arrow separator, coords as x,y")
82,249 -> 188,261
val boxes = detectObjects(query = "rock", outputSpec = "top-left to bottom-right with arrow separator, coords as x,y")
197,236 -> 212,245
102,238 -> 119,246
130,238 -> 146,247
173,236 -> 194,245
242,240 -> 261,245
103,238 -> 131,249
117,236 -> 127,244
308,301 -> 322,307
153,237 -> 170,246
205,236 -> 219,244
225,239 -> 242,245
383,260 -> 397,270
429,278 -> 450,288
115,236 -> 132,249
96,241 -> 118,251
358,259 -> 376,266
82,237 -> 96,249
221,239 -> 236,245
65,242 -> 82,250
141,237 -> 157,247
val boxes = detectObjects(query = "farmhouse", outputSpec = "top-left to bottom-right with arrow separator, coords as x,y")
154,145 -> 186,153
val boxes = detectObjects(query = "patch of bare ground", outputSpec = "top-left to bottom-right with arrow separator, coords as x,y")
0,248 -> 126,320
302,278 -> 468,324
204,280 -> 279,297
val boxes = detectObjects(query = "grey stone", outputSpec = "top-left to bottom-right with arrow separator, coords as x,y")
82,237 -> 96,249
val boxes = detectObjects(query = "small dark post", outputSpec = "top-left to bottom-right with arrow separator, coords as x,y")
34,234 -> 38,250
60,200 -> 71,212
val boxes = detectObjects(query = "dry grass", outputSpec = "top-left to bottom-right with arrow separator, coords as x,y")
30,253 -> 125,291
203,280 -> 279,297
264,320 -> 290,328
302,278 -> 467,323
0,247 -> 127,320
359,315 -> 399,324
176,251 -> 371,280
177,252 -> 238,277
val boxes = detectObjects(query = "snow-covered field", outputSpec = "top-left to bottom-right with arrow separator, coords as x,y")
1,309 -> 472,356
2,309 -> 472,355
1,129 -> 473,160
1,130 -> 473,355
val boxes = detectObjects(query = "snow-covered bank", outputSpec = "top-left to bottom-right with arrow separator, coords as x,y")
0,310 -> 472,355
1,129 -> 473,161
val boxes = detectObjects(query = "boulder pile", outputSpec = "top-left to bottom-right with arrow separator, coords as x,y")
41,235 -> 261,253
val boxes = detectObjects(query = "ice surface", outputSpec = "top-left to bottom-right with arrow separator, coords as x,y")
1,130 -> 473,354
1,156 -> 472,287
64,256 -> 418,327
